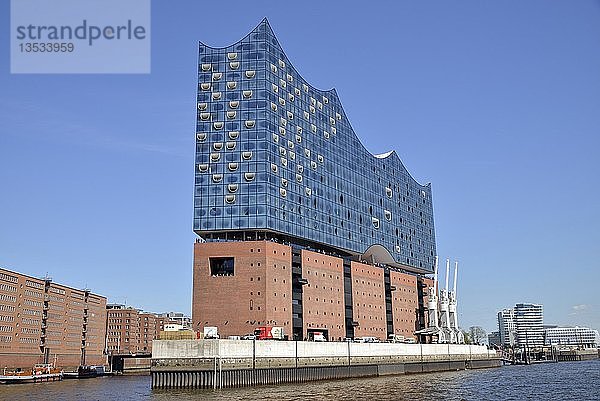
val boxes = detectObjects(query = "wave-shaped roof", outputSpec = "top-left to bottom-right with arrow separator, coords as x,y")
200,18 -> 430,188
195,18 -> 436,273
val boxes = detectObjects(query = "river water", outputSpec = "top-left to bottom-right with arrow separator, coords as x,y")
2,360 -> 598,401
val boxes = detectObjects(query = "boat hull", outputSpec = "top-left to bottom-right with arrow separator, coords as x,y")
63,365 -> 101,379
63,372 -> 98,379
0,372 -> 63,384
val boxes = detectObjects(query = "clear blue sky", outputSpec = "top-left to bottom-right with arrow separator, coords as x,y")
1,1 -> 599,334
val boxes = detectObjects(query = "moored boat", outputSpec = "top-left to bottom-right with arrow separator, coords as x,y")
0,364 -> 63,384
63,365 -> 100,379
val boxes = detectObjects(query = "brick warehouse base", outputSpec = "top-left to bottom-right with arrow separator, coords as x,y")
192,241 -> 430,341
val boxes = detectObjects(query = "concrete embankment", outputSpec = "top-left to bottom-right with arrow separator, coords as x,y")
151,340 -> 500,389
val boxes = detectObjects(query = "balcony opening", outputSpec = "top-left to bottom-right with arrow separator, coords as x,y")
210,257 -> 234,276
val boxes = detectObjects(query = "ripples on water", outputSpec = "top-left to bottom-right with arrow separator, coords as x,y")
2,360 -> 598,401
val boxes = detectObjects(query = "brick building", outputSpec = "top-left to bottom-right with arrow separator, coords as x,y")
0,267 -> 107,370
106,305 -> 178,354
193,241 -> 430,341
106,305 -> 140,354
416,277 -> 434,338
192,241 -> 293,339
301,250 -> 345,341
390,271 -> 419,339
351,262 -> 387,339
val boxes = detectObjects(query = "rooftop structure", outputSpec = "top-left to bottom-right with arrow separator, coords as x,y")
156,312 -> 192,330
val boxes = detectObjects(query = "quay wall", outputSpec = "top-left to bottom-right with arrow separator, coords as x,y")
151,340 -> 500,389
556,348 -> 599,362
122,357 -> 152,375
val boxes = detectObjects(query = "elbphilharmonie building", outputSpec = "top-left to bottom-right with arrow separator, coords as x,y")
193,19 -> 437,341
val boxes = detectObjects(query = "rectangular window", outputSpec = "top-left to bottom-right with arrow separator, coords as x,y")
210,257 -> 235,276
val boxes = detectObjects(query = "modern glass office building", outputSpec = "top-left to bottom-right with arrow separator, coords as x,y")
514,303 -> 544,347
193,19 -> 436,274
497,308 -> 516,346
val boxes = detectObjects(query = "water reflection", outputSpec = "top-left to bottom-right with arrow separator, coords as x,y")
2,360 -> 598,401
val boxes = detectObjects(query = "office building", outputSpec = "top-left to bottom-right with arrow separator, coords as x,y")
513,303 -> 544,347
497,308 -> 515,346
544,326 -> 599,348
487,331 -> 501,347
192,19 -> 437,341
497,303 -> 544,348
0,267 -> 107,370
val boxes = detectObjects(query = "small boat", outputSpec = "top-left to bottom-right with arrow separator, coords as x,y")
0,364 -> 63,384
63,365 -> 100,379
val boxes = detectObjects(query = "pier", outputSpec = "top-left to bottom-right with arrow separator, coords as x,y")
151,340 -> 500,389
556,348 -> 598,362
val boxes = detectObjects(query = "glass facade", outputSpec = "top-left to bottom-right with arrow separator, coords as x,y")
194,19 -> 436,272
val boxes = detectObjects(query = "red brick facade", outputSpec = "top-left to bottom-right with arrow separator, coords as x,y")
192,241 -> 431,342
351,262 -> 387,338
0,268 -> 107,370
106,306 -> 138,354
390,271 -> 418,340
106,306 -> 174,354
192,241 -> 292,339
301,250 -> 345,341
